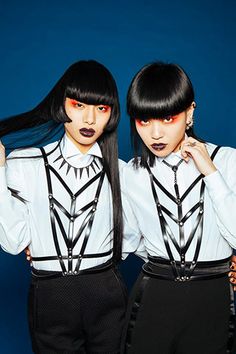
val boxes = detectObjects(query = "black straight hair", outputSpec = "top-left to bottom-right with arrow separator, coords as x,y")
0,60 -> 123,262
127,61 -> 201,167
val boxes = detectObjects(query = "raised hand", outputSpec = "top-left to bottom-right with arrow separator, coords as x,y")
181,137 -> 217,176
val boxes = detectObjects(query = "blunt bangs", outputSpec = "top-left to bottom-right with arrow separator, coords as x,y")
128,62 -> 194,121
46,60 -> 120,130
64,60 -> 117,106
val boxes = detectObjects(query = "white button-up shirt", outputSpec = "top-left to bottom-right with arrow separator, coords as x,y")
0,134 -> 123,271
122,142 -> 236,261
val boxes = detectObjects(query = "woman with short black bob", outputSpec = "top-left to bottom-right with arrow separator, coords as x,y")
122,62 -> 236,353
0,60 -> 126,354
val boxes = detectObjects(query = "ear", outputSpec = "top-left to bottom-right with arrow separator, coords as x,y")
186,101 -> 196,126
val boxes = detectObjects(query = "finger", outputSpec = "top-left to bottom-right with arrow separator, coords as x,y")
181,144 -> 200,160
186,137 -> 199,143
230,263 -> 236,270
231,255 -> 236,262
185,138 -> 207,152
229,272 -> 236,279
186,137 -> 203,147
180,140 -> 192,161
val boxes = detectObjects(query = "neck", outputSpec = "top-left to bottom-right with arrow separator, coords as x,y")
173,135 -> 186,153
65,131 -> 94,154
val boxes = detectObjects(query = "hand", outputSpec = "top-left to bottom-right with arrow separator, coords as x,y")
229,255 -> 236,291
181,137 -> 217,176
0,141 -> 6,167
24,247 -> 32,262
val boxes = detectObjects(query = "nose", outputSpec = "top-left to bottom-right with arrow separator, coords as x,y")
83,107 -> 96,125
151,120 -> 164,139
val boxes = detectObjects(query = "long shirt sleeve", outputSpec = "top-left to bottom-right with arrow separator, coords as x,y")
0,156 -> 31,254
120,164 -> 148,261
204,146 -> 236,248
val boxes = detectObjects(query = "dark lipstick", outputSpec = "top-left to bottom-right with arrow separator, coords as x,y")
151,143 -> 167,151
79,128 -> 95,137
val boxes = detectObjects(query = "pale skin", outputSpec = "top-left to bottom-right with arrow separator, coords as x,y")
136,101 -> 236,288
64,98 -> 111,153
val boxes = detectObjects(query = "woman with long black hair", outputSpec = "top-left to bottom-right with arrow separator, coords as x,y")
0,60 -> 126,354
122,62 -> 236,353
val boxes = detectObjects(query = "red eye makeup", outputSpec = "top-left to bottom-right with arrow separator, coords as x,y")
135,119 -> 150,126
68,99 -> 80,106
98,105 -> 111,112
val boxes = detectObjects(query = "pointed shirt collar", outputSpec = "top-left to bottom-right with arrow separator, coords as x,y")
158,150 -> 184,165
157,134 -> 187,165
60,134 -> 102,168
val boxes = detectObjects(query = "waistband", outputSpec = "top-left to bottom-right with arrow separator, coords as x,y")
142,256 -> 231,282
31,260 -> 114,280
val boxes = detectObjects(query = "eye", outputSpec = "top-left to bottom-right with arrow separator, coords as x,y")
97,105 -> 110,112
69,99 -> 84,108
136,119 -> 150,126
163,115 -> 174,123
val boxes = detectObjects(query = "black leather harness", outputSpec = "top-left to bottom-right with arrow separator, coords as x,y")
144,146 -> 226,281
31,146 -> 113,277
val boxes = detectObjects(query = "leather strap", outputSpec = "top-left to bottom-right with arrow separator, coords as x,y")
39,146 -> 110,275
31,249 -> 112,262
146,145 -> 221,280
31,259 -> 114,279
143,256 -> 230,282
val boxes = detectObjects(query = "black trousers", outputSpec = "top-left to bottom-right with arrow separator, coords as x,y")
28,266 -> 127,354
122,271 -> 235,354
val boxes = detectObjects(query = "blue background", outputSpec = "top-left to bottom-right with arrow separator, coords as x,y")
0,0 -> 236,352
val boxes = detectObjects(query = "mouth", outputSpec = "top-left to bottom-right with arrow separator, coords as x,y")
151,143 -> 167,151
79,128 -> 95,137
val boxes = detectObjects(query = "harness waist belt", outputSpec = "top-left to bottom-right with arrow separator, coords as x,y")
31,260 -> 114,280
143,256 -> 231,282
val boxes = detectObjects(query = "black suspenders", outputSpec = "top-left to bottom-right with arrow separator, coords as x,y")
146,146 -> 221,281
32,147 -> 112,275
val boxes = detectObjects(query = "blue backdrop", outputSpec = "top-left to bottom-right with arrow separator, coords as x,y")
0,0 -> 236,352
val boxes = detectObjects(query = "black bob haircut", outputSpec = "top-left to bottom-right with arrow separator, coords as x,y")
127,61 -> 198,167
0,60 -> 123,262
